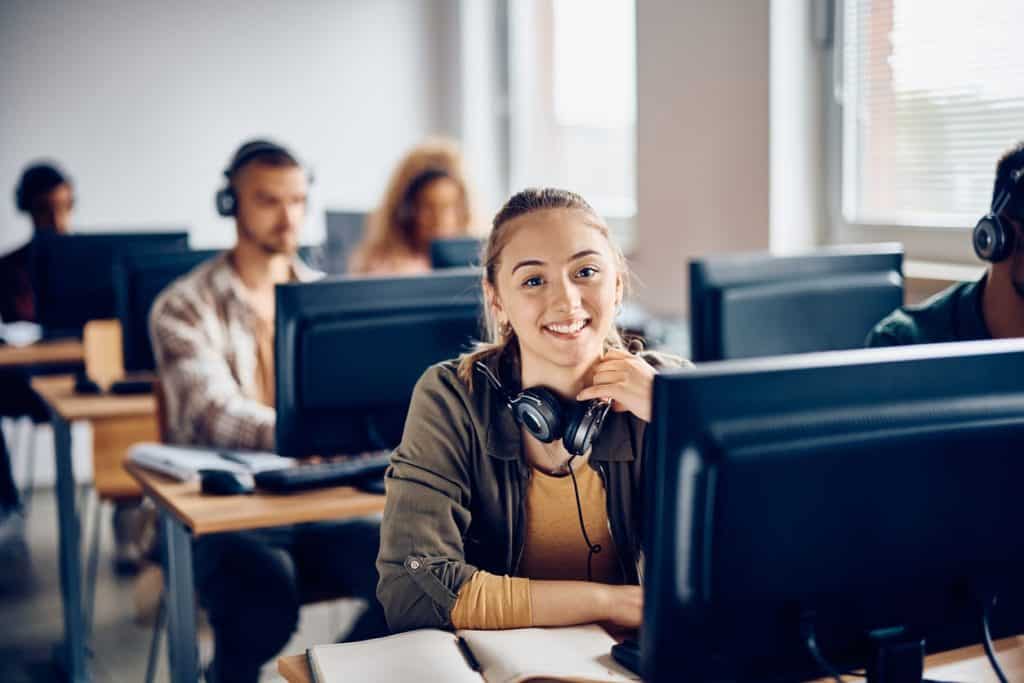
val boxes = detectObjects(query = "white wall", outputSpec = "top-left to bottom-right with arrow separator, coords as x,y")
634,1 -> 771,317
0,0 -> 459,253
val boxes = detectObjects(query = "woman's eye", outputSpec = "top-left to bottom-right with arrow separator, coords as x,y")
522,276 -> 543,288
576,266 -> 599,279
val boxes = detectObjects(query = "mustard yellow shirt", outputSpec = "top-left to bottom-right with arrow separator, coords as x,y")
449,460 -> 620,629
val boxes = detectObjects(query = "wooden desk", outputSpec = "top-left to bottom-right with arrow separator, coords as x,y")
31,374 -> 157,683
127,463 -> 387,683
0,338 -> 83,368
277,635 -> 1024,683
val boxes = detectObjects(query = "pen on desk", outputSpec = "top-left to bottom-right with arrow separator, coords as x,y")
456,636 -> 481,672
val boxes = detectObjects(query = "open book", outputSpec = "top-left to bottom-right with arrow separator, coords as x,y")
307,624 -> 639,683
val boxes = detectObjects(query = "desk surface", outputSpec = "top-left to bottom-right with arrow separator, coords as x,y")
126,463 -> 386,536
32,374 -> 155,421
278,635 -> 1024,683
0,338 -> 83,368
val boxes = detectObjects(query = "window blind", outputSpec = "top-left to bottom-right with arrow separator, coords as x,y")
841,0 -> 1024,228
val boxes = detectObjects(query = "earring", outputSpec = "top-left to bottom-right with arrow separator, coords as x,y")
499,320 -> 513,338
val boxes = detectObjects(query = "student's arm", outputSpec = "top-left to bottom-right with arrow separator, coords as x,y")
149,288 -> 275,450
449,571 -> 642,630
376,364 -> 481,633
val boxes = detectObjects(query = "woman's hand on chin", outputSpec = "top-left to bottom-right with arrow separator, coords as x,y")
575,349 -> 655,422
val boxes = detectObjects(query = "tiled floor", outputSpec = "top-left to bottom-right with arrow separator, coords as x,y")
0,489 -> 362,682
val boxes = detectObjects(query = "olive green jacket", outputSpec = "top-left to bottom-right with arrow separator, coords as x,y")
376,351 -> 680,633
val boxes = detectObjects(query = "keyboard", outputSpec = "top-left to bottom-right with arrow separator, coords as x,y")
253,451 -> 392,493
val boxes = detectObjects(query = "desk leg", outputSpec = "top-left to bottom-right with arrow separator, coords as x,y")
162,512 -> 198,683
51,412 -> 88,683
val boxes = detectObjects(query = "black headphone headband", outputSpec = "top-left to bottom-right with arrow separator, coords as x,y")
215,139 -> 309,218
223,140 -> 297,180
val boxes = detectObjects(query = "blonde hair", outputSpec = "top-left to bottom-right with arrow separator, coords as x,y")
456,188 -> 632,388
349,138 -> 479,273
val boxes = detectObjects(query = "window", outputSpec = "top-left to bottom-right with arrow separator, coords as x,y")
835,0 -> 1024,242
839,0 -> 1024,232
508,0 -> 637,250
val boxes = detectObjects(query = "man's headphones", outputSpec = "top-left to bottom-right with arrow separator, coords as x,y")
474,361 -> 611,457
215,140 -> 308,217
973,168 -> 1024,262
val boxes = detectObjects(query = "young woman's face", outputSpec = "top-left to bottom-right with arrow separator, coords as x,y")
413,176 -> 464,248
491,208 -> 622,374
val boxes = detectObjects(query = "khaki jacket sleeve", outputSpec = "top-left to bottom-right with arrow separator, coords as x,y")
376,363 -> 481,633
149,288 -> 275,450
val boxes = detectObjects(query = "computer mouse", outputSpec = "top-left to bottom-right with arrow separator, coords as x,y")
199,469 -> 254,496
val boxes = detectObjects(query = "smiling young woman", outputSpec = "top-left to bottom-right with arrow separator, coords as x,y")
375,188 -> 688,635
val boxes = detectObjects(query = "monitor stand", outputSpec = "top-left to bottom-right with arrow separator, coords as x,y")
866,627 -> 924,683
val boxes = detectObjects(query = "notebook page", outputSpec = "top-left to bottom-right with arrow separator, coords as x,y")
308,629 -> 482,683
459,625 -> 639,683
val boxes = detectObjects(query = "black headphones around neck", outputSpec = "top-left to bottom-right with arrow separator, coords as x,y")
215,140 -> 309,217
973,168 -> 1024,262
474,361 -> 611,457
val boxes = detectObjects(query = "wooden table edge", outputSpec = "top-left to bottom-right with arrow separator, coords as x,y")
125,462 -> 386,536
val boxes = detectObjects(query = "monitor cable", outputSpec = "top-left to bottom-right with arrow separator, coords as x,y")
981,594 -> 1009,683
800,617 -> 844,683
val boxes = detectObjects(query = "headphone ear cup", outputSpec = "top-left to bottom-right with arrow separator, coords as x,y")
215,187 -> 236,217
562,400 -> 611,457
973,214 -> 1012,262
512,387 -> 564,443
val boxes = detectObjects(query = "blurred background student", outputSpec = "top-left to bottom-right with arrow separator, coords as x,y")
349,138 -> 480,275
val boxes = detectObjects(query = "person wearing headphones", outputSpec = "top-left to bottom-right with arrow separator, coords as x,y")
149,140 -> 387,683
349,137 -> 480,275
866,141 -> 1024,347
376,188 -> 687,634
1,162 -> 74,323
0,163 -> 75,589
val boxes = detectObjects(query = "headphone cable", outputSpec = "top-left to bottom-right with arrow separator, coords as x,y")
565,455 -> 602,582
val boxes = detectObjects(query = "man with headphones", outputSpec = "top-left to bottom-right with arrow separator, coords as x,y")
1,162 -> 74,323
0,163 -> 76,591
149,140 -> 387,683
867,141 -> 1024,347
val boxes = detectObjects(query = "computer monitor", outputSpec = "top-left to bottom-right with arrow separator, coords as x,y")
31,231 -> 189,336
688,244 -> 904,362
430,237 -> 483,269
275,269 -> 483,458
322,210 -> 367,274
643,340 -> 1024,681
114,248 -> 220,373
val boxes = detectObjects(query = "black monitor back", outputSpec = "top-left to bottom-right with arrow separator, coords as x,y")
644,341 -> 1024,681
275,269 -> 483,458
31,231 -> 189,336
430,237 -> 483,269
689,244 -> 904,362
323,210 -> 367,274
114,249 -> 221,373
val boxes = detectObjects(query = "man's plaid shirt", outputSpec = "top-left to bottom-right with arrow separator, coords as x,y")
149,251 -> 319,450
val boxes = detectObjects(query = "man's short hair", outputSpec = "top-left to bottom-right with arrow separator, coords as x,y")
224,140 -> 301,183
15,162 -> 70,212
993,141 -> 1024,217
